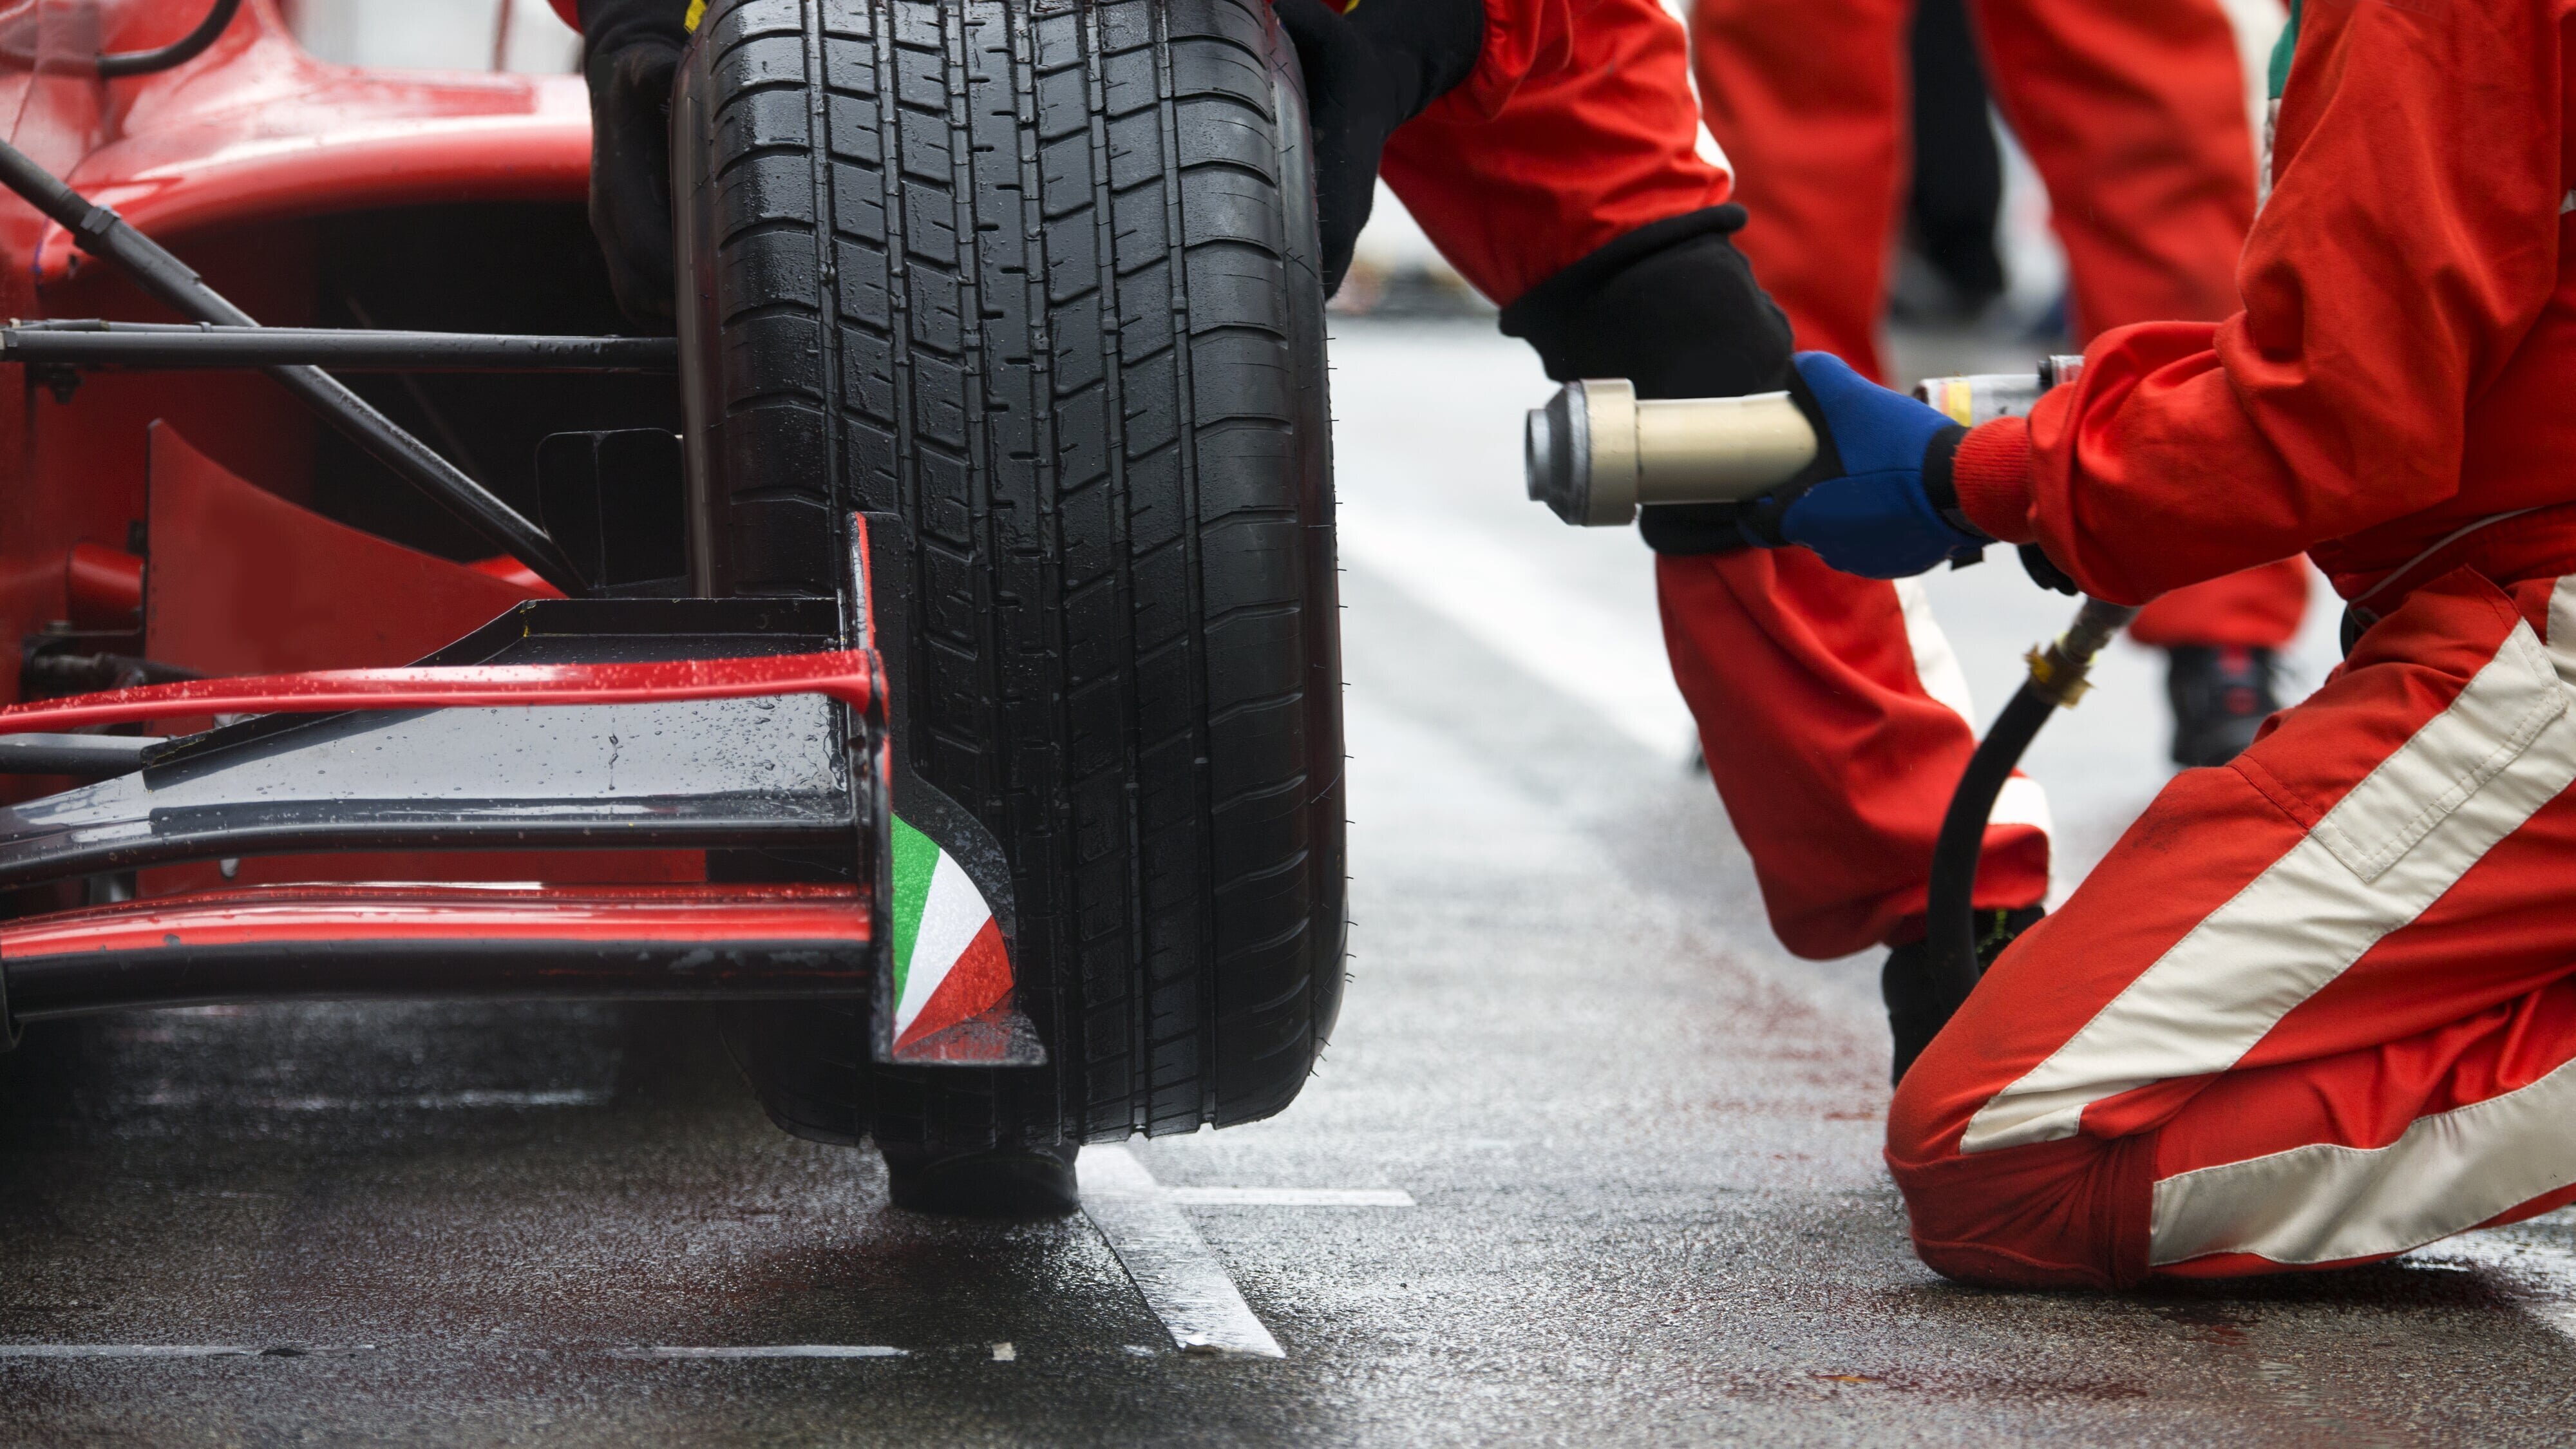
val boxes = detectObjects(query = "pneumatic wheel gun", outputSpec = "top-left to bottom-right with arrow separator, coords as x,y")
1520,356 -> 2087,527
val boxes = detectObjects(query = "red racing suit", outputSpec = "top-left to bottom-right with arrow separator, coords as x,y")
1689,0 -> 2309,653
1893,0 -> 2576,1285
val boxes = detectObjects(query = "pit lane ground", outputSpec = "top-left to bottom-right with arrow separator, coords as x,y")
0,319 -> 2570,1445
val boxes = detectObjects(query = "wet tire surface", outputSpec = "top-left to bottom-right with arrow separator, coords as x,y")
679,0 -> 1344,1154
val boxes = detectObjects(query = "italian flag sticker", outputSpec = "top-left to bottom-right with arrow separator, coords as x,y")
887,814 -> 1015,1056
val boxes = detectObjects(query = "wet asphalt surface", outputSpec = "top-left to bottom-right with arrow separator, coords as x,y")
6,323 -> 2576,1444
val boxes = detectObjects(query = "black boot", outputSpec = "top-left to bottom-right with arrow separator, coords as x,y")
1880,905 -> 2043,1086
2166,645 -> 2280,768
878,1140 -> 1082,1218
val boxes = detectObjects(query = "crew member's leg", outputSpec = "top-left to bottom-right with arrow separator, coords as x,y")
2126,557 -> 2310,650
1902,0 -> 2006,316
1688,0 -> 1911,380
1970,0 -> 2253,334
1892,568 -> 2576,1286
1381,0 -> 2049,965
1678,0 -> 2047,974
1658,557 -> 2048,958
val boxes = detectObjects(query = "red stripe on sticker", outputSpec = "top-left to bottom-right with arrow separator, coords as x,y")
892,916 -> 1011,1051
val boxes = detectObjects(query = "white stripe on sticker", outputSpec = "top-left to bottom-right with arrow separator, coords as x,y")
892,849 -> 994,1040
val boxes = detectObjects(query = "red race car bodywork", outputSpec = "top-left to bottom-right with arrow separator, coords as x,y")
0,1 -> 996,1059
1,0 -> 587,687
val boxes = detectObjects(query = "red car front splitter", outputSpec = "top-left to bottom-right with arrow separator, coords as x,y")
1,881 -> 873,1026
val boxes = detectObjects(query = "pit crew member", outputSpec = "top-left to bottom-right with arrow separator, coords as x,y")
1761,0 -> 2576,1285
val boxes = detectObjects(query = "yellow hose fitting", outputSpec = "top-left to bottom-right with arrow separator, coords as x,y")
2024,596 -> 2143,709
2023,642 -> 2095,708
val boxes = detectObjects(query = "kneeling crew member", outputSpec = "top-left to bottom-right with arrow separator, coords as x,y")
1759,0 -> 2576,1285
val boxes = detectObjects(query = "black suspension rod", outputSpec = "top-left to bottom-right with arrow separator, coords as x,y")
1922,596 -> 2141,1018
5,322 -> 679,373
0,138 -> 588,596
0,734 -> 155,776
97,0 -> 243,78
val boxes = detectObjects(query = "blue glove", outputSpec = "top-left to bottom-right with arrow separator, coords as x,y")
1766,352 -> 1988,579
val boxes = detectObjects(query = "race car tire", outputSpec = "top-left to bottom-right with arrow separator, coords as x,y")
675,0 -> 1344,1151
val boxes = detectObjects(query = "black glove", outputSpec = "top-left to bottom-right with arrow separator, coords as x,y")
1273,0 -> 1484,295
1499,207 -> 1810,555
579,0 -> 693,328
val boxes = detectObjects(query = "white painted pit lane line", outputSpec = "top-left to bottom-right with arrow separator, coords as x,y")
0,1345 -> 261,1359
613,1345 -> 907,1360
1079,1145 -> 1287,1359
0,1345 -> 374,1358
1163,1187 -> 1416,1208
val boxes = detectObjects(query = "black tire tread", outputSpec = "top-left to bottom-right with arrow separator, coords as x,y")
694,0 -> 1340,1147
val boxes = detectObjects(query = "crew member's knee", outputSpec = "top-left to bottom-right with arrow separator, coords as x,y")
1885,1025 -> 2156,1291
1885,1126 -> 2157,1290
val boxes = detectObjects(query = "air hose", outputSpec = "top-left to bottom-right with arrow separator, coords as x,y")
1920,596 -> 2138,1014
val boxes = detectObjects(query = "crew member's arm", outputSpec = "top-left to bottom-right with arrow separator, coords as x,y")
1949,0 -> 2570,602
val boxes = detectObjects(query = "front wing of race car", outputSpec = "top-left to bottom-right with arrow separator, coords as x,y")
0,527 -> 1043,1071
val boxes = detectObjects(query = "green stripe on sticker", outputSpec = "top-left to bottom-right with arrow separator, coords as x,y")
889,814 -> 941,1005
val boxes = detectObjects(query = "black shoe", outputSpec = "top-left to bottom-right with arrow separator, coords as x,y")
1882,905 -> 2043,1086
2166,645 -> 2280,768
879,1141 -> 1082,1218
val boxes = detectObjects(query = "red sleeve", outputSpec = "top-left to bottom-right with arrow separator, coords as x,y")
1954,0 -> 2573,604
551,0 -> 581,32
1382,0 -> 1730,305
